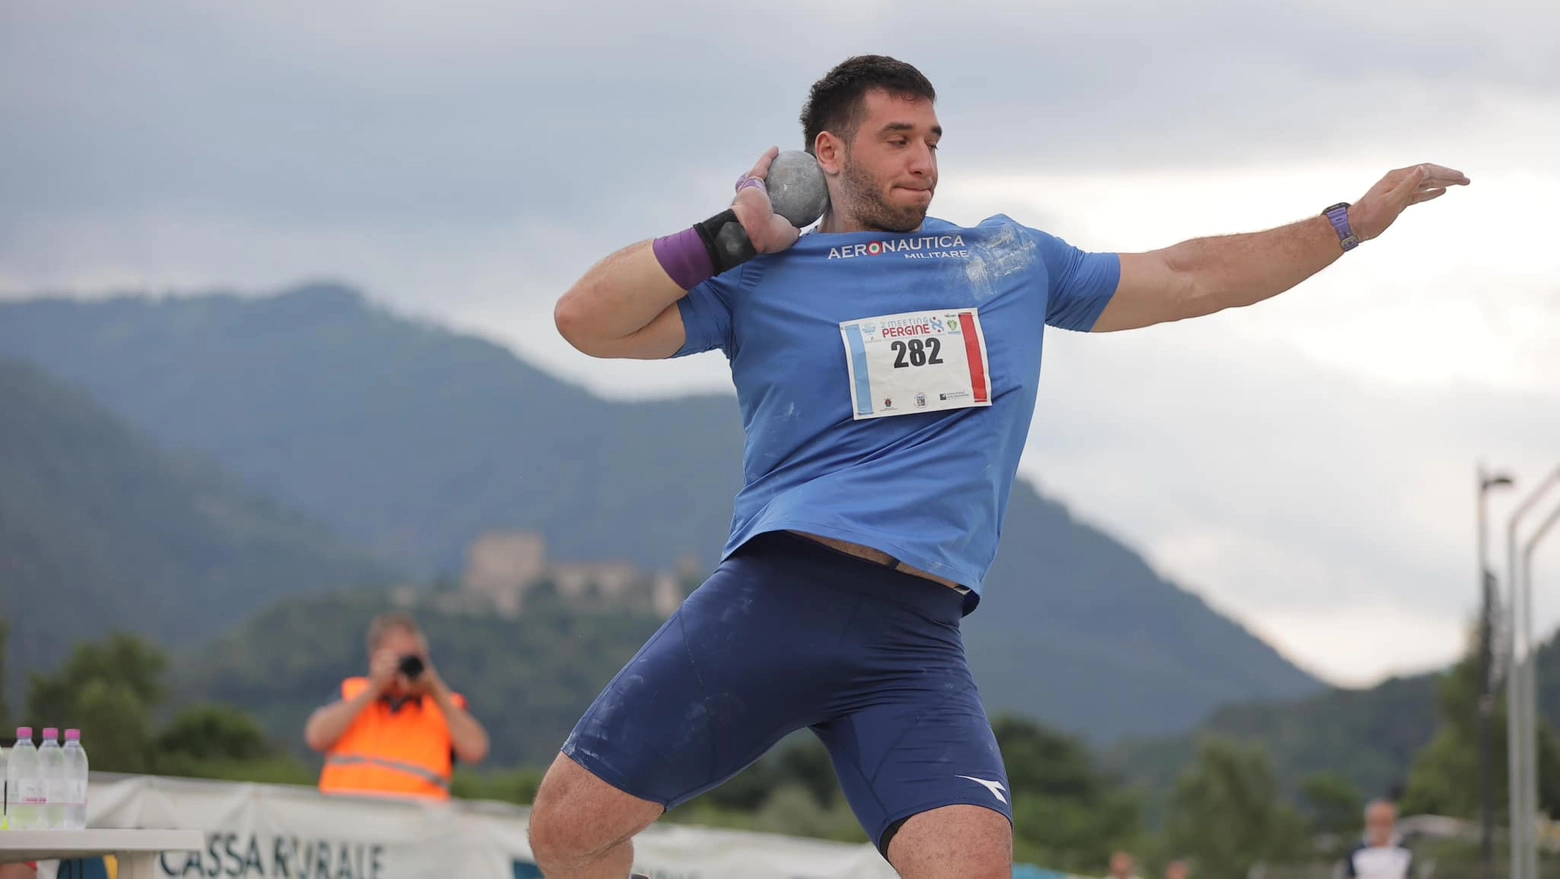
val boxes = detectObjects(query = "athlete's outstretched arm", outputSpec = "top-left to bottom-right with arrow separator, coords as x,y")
555,148 -> 801,359
1091,163 -> 1469,333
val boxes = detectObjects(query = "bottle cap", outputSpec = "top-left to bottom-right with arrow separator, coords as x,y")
15,727 -> 31,738
65,729 -> 81,741
42,728 -> 59,739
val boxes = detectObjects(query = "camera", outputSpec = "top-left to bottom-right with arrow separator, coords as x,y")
398,654 -> 425,679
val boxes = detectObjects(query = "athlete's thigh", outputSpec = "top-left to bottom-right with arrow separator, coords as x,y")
811,606 -> 1012,857
562,541 -> 856,810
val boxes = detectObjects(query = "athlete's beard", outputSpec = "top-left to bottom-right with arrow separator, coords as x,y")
838,159 -> 932,234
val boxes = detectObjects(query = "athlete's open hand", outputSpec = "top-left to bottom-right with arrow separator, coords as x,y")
1349,163 -> 1470,242
732,147 -> 803,254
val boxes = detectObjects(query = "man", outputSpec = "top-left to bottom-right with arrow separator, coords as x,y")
529,54 -> 1467,879
1164,858 -> 1190,879
1341,800 -> 1415,879
304,612 -> 488,800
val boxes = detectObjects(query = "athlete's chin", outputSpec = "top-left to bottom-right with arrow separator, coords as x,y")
887,189 -> 932,226
881,207 -> 930,233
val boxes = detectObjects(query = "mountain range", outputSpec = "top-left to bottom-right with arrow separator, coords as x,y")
0,284 -> 1319,741
0,355 -> 389,693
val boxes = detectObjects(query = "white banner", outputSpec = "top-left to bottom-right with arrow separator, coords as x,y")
82,775 -> 901,879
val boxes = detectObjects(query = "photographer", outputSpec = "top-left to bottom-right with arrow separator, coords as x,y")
305,612 -> 488,800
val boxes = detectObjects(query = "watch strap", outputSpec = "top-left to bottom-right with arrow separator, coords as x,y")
1323,202 -> 1360,252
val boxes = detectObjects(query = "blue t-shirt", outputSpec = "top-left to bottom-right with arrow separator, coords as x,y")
675,215 -> 1120,607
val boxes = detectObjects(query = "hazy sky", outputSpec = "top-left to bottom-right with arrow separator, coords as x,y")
3,0 -> 1558,687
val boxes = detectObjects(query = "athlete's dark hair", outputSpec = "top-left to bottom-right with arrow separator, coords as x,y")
800,55 -> 936,155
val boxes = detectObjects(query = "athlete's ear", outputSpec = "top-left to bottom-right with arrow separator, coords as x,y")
814,132 -> 845,177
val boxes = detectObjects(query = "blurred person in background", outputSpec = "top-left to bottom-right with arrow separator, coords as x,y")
1339,799 -> 1414,879
1107,850 -> 1143,879
304,612 -> 488,800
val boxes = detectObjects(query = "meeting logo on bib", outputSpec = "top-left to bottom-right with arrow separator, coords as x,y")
828,234 -> 968,260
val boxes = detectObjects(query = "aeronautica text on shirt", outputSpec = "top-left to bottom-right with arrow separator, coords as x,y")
827,234 -> 968,260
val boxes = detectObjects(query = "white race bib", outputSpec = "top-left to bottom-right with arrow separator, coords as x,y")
839,308 -> 993,420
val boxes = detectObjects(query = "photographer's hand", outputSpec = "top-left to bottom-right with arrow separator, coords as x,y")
421,660 -> 491,765
368,649 -> 400,696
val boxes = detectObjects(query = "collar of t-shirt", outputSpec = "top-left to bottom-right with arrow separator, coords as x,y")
380,693 -> 425,714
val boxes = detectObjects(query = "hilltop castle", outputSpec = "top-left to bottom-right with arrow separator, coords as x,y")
406,530 -> 701,619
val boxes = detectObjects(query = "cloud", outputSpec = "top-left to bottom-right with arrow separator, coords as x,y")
3,0 -> 1558,231
1021,315 -> 1560,685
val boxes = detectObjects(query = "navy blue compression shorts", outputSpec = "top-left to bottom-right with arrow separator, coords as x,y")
560,530 -> 1011,854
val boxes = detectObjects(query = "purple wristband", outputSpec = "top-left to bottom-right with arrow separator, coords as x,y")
653,226 -> 715,290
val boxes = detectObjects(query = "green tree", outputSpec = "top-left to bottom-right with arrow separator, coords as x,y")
1300,770 -> 1366,865
151,703 -> 319,784
684,734 -> 842,814
23,633 -> 307,779
1165,737 -> 1309,879
25,632 -> 167,722
1299,771 -> 1364,838
670,735 -> 868,844
72,678 -> 156,772
1400,635 -> 1560,818
24,633 -> 167,771
156,704 -> 274,762
995,715 -> 1144,873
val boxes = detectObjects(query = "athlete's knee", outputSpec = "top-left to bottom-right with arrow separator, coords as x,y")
528,752 -> 662,870
886,804 -> 1012,879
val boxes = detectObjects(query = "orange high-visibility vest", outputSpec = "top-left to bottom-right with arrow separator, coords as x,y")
317,677 -> 464,800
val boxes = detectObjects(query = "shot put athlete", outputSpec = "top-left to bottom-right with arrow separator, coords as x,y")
529,55 -> 1467,879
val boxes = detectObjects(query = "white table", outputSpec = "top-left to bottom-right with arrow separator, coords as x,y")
0,829 -> 204,878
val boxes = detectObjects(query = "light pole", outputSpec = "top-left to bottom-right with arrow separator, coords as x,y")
1478,465 -> 1514,879
1505,466 -> 1560,879
1517,499 -> 1560,879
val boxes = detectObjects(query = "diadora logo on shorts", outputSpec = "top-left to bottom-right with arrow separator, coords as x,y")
828,234 -> 968,260
956,775 -> 1009,804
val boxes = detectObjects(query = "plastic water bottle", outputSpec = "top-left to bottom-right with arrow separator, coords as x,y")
38,728 -> 65,829
5,728 -> 43,830
61,730 -> 88,830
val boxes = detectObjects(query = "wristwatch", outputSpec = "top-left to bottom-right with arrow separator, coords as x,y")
1322,202 -> 1359,252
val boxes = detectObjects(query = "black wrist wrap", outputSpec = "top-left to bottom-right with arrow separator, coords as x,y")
694,209 -> 757,275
